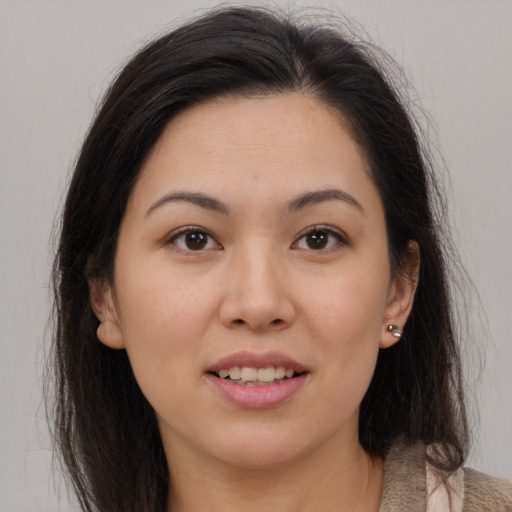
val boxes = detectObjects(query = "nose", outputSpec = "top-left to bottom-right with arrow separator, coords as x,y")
218,247 -> 296,332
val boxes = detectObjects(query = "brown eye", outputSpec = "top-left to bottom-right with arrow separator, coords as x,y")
169,228 -> 219,252
295,227 -> 345,251
305,231 -> 329,249
184,232 -> 208,250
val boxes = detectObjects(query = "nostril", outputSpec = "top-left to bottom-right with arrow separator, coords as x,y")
232,318 -> 283,327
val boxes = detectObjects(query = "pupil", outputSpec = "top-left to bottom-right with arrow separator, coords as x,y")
185,232 -> 207,250
307,231 -> 328,249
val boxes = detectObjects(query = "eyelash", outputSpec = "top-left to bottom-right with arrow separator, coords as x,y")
166,227 -> 221,252
293,225 -> 347,252
165,225 -> 347,253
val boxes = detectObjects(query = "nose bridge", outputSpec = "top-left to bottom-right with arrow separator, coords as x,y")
240,244 -> 280,299
220,239 -> 294,330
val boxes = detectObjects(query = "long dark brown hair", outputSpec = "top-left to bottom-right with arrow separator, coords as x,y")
48,6 -> 469,511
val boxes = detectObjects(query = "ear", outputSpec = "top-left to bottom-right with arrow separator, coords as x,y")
89,278 -> 125,350
380,241 -> 420,349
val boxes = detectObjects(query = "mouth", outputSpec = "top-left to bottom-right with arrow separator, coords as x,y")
205,351 -> 309,407
209,366 -> 306,386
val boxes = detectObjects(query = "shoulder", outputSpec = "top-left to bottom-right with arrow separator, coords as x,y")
379,440 -> 512,512
379,441 -> 428,511
463,467 -> 512,512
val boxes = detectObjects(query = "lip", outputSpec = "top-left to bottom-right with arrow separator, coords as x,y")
205,351 -> 309,409
206,351 -> 308,373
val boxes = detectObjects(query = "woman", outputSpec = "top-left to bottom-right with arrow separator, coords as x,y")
48,6 -> 512,511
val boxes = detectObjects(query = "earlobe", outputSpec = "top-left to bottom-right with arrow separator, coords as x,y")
380,241 -> 420,349
89,278 -> 125,350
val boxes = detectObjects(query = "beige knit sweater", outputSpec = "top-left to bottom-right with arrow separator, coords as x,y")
379,441 -> 512,511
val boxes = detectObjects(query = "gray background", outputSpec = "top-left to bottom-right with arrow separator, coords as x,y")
1,0 -> 510,509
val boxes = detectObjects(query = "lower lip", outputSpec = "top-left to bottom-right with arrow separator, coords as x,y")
205,373 -> 308,408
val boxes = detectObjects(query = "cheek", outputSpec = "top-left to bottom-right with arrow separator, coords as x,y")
119,256 -> 215,332
298,260 -> 389,396
301,263 -> 389,345
114,260 -> 220,381
115,267 -> 221,421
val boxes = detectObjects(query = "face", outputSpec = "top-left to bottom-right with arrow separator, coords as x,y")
93,94 -> 417,470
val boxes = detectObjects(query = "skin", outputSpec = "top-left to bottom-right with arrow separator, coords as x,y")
91,93 -> 419,512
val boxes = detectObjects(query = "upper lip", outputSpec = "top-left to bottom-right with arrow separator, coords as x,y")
206,351 -> 308,374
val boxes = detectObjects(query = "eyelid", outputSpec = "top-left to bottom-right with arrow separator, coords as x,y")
165,225 -> 222,251
162,224 -> 347,252
292,224 -> 348,250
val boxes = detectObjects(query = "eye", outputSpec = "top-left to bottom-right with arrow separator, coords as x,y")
294,226 -> 346,251
167,227 -> 221,252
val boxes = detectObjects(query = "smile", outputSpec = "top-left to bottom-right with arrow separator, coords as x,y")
216,366 -> 297,385
206,352 -> 309,408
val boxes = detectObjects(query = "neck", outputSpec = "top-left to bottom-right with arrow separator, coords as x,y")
165,436 -> 383,512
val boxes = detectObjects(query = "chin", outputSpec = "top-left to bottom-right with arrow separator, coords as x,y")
216,444 -> 305,470
204,423 -> 320,470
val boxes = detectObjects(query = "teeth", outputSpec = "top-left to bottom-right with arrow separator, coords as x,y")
257,367 -> 275,382
275,367 -> 286,379
240,367 -> 258,381
216,366 -> 297,383
229,367 -> 241,380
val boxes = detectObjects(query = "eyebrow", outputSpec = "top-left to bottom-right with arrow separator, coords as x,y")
146,191 -> 230,216
146,187 -> 363,217
286,188 -> 364,213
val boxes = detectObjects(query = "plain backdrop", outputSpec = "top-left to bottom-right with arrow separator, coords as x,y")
1,0 -> 511,510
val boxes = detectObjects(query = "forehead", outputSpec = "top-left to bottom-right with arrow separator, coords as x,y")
153,93 -> 364,166
129,93 -> 380,216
